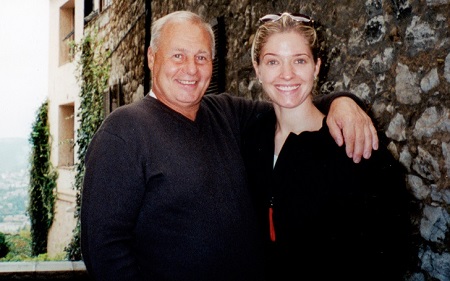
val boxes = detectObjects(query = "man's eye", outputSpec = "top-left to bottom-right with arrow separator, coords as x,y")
174,54 -> 183,59
196,55 -> 210,64
197,55 -> 209,61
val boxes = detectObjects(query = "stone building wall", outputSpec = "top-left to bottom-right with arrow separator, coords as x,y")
85,0 -> 146,108
106,1 -> 146,104
86,1 -> 450,280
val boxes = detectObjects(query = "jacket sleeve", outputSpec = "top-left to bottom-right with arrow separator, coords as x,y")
361,136 -> 415,278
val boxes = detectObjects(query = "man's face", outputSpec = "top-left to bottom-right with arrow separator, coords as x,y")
147,21 -> 213,119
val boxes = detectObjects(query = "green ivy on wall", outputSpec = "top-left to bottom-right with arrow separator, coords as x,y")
28,100 -> 58,256
65,28 -> 111,260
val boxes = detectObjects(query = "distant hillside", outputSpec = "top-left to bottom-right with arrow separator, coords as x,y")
0,138 -> 31,172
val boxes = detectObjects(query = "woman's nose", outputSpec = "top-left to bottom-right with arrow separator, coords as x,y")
280,63 -> 293,80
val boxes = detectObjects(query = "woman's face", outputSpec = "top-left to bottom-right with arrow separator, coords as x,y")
253,31 -> 321,109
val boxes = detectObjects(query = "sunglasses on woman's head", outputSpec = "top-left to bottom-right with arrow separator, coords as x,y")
259,12 -> 314,26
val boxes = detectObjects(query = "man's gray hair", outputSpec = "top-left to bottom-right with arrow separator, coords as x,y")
150,11 -> 216,59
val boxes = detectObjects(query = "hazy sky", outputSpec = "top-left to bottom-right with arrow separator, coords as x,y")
0,1 -> 49,139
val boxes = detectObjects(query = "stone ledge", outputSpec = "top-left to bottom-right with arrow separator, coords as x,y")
0,261 -> 92,280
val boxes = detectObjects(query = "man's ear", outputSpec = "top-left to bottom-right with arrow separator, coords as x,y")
147,46 -> 155,70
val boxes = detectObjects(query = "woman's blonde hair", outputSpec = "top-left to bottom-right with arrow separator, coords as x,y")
251,13 -> 319,65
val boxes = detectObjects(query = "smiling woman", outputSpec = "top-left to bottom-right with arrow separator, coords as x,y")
244,12 -> 413,280
0,0 -> 49,139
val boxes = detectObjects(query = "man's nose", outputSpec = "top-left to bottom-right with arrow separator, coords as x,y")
183,57 -> 198,75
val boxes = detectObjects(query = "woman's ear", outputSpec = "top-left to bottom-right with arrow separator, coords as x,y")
252,61 -> 261,82
314,58 -> 322,77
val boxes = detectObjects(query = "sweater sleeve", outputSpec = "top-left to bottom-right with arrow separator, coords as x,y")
204,93 -> 273,138
81,123 -> 146,281
313,91 -> 368,114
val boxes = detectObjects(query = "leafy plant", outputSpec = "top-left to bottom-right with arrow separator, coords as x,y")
0,229 -> 65,261
65,27 -> 111,260
0,232 -> 10,258
28,100 -> 58,256
1,230 -> 31,261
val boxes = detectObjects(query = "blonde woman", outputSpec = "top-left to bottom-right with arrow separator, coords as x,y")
243,12 -> 413,280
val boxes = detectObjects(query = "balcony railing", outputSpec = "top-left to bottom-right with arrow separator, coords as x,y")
0,261 -> 92,280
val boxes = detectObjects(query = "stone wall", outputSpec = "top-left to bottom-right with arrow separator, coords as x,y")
89,1 -> 450,280
85,1 -> 146,107
107,1 -> 147,104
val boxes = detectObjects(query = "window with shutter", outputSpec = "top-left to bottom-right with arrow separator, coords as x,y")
206,17 -> 226,95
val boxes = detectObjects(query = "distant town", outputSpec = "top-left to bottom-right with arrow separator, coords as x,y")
0,138 -> 31,233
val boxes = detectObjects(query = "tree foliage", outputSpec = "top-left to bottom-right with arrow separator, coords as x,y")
28,100 -> 58,256
0,232 -> 10,258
